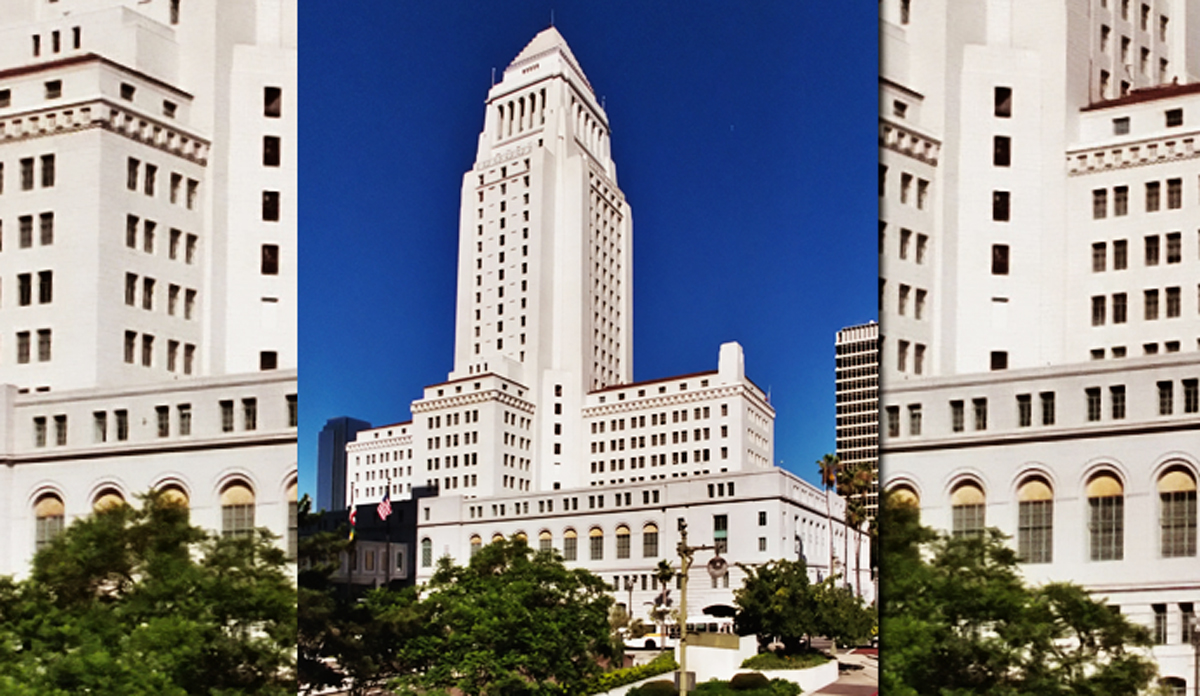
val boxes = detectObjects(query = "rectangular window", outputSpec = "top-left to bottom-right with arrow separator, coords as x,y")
1018,499 -> 1053,564
144,164 -> 157,196
1146,181 -> 1160,212
167,339 -> 178,371
886,406 -> 900,438
185,289 -> 196,320
41,154 -> 55,188
126,215 -> 138,248
1113,239 -> 1128,269
53,415 -> 67,446
18,274 -> 31,306
1113,186 -> 1128,216
261,244 -> 279,274
990,351 -> 1008,371
33,416 -> 46,447
1158,381 -> 1173,415
900,228 -> 911,259
897,340 -> 909,372
115,410 -> 128,441
917,179 -> 929,209
262,191 -> 280,221
1153,605 -> 1168,645
262,136 -> 280,167
184,344 -> 195,375
1145,234 -> 1160,265
590,533 -> 603,561
220,400 -> 235,432
141,334 -> 153,367
1093,189 -> 1107,219
287,394 -> 298,427
1041,392 -> 1056,425
993,135 -> 1011,166
1111,385 -> 1126,420
1092,242 -> 1106,272
1089,493 -> 1124,561
1166,108 -> 1183,128
186,234 -> 198,264
1091,295 -> 1106,326
17,332 -> 31,364
1017,394 -> 1032,427
1145,289 -> 1159,320
992,244 -> 1009,274
127,158 -> 139,191
909,404 -> 922,435
39,212 -> 53,245
37,329 -> 51,362
1086,387 -> 1102,422
1113,292 -> 1127,323
264,87 -> 282,117
143,220 -> 155,253
186,179 -> 198,209
900,173 -> 912,204
45,80 -> 61,99
973,398 -> 988,430
1167,178 -> 1182,208
124,331 -> 136,363
1166,232 -> 1181,263
951,400 -> 964,433
38,271 -> 52,304
995,86 -> 1012,117
94,411 -> 107,443
156,405 -> 169,437
992,191 -> 1010,221
1166,286 -> 1180,317
243,398 -> 257,431
18,216 -> 32,248
898,284 -> 910,314
1183,380 -> 1199,414
170,173 -> 182,204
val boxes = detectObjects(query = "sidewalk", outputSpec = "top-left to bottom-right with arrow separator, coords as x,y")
811,648 -> 877,696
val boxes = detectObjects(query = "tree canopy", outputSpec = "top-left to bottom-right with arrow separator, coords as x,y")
0,490 -> 296,695
732,558 -> 873,654
879,495 -> 1158,696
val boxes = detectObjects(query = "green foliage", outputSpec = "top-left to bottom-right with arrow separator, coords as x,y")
0,490 -> 296,695
586,651 -> 677,694
739,651 -> 828,670
628,678 -> 679,696
879,493 -> 1159,696
728,672 -> 771,690
733,558 -> 874,654
692,677 -> 800,696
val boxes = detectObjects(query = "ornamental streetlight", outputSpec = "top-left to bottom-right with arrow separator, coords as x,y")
675,518 -> 728,696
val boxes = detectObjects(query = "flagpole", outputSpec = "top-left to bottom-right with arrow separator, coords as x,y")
385,476 -> 392,588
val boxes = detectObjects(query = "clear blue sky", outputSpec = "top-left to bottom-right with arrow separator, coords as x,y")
299,3 -> 878,499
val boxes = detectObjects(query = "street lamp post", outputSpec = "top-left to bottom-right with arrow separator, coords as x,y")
676,519 -> 719,696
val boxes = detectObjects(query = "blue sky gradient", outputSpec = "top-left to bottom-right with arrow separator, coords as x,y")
299,3 -> 878,500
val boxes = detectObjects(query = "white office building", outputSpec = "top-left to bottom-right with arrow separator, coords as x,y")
835,322 -> 879,520
343,27 -> 871,618
880,1 -> 1199,691
0,0 -> 297,576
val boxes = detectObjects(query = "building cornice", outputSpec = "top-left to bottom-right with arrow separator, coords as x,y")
1,430 -> 296,468
1067,131 -> 1199,176
882,415 -> 1200,454
880,118 -> 940,166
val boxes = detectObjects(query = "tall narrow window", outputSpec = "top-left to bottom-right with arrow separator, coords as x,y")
973,398 -> 988,430
1146,181 -> 1160,212
1145,289 -> 1159,320
1018,478 -> 1053,563
1113,186 -> 1128,215
589,527 -> 604,560
127,158 -> 139,191
261,244 -> 279,274
262,191 -> 280,221
1167,178 -> 1182,208
643,523 -> 658,557
1113,239 -> 1128,269
220,482 -> 255,538
951,482 -> 986,538
41,154 -> 55,187
1093,189 -> 1107,219
951,400 -> 964,432
1158,469 -> 1196,558
1041,392 -> 1056,425
1092,242 -> 1106,272
34,494 -> 65,551
992,244 -> 1010,274
263,136 -> 280,167
994,87 -> 1012,117
616,525 -> 631,559
992,191 -> 1010,221
993,136 -> 1011,166
39,212 -> 53,245
1113,293 -> 1127,323
1088,473 -> 1124,561
563,529 -> 578,561
264,87 -> 282,117
1086,387 -> 1102,422
1111,385 -> 1126,419
1017,394 -> 1032,427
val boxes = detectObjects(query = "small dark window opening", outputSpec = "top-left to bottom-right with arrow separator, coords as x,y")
45,80 -> 62,99
990,351 -> 1008,371
260,351 -> 278,371
992,191 -> 1011,221
994,87 -> 1012,117
993,136 -> 1011,166
120,83 -> 136,101
264,86 -> 282,117
263,136 -> 281,166
261,244 -> 279,275
1165,108 -> 1183,127
262,191 -> 280,221
992,244 -> 1010,275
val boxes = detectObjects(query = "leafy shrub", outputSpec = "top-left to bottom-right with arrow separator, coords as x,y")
740,651 -> 828,670
767,678 -> 801,696
588,652 -> 678,694
629,679 -> 679,696
729,673 -> 771,691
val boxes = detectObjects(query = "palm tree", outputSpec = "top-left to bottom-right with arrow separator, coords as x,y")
652,559 -> 675,643
845,496 -> 868,597
816,453 -> 839,581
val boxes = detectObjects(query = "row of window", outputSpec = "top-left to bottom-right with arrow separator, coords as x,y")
0,212 -> 55,248
893,464 -> 1196,562
894,340 -> 927,374
878,167 -> 931,208
1091,232 -> 1197,271
28,25 -> 83,59
122,331 -> 195,373
0,155 -> 55,193
1091,285 -> 1195,324
125,215 -> 198,261
887,379 -> 1199,437
1092,179 -> 1188,218
126,159 -> 200,208
9,328 -> 52,364
124,273 -> 197,317
4,271 -> 53,307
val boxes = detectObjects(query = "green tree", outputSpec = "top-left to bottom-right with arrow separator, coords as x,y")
0,490 -> 296,695
880,494 -> 1158,696
395,537 -> 619,696
733,558 -> 817,654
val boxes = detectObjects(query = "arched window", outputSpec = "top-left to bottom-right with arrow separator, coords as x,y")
888,485 -> 920,508
589,527 -> 604,561
1087,472 -> 1124,561
1160,677 -> 1186,696
563,528 -> 578,561
1017,477 -> 1053,563
92,488 -> 125,513
616,525 -> 631,559
1159,468 -> 1197,558
643,523 -> 659,558
159,484 -> 189,509
420,538 -> 432,567
514,531 -> 528,543
286,481 -> 298,559
470,534 -> 482,558
34,493 -> 64,551
491,532 -> 504,543
220,481 -> 255,538
538,530 -> 552,553
950,481 -> 985,538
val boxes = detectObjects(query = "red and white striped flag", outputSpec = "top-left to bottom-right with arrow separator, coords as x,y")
377,488 -> 392,520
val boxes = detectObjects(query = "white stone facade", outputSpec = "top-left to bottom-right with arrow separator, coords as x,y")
344,28 -> 871,617
0,0 -> 297,576
880,1 -> 1200,691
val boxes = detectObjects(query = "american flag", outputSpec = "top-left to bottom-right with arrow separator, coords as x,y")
377,488 -> 392,520
348,505 -> 357,541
